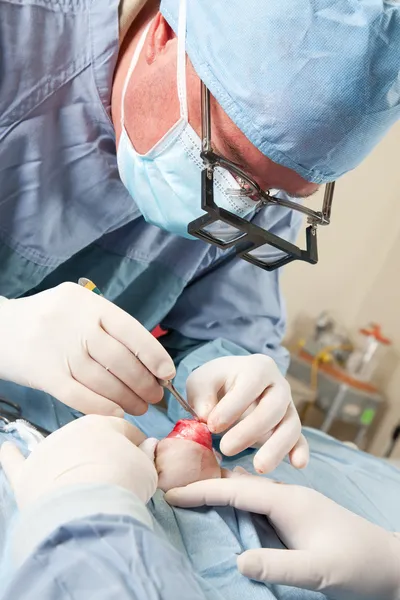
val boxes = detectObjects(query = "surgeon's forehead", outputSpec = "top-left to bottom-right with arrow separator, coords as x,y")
161,0 -> 400,186
210,95 -> 320,199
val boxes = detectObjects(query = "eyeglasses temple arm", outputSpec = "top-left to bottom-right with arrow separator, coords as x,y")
201,82 -> 212,154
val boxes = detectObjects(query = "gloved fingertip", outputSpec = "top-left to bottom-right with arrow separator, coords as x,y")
292,456 -> 309,470
163,488 -> 179,505
205,417 -> 217,433
253,458 -> 267,475
237,551 -> 264,581
290,448 -> 309,470
157,362 -> 176,381
207,410 -> 227,435
218,437 -> 235,457
164,485 -> 194,506
139,438 -> 159,463
253,450 -> 277,474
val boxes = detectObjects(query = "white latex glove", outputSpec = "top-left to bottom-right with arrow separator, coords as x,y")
166,473 -> 400,600
0,283 -> 175,416
0,415 -> 158,509
186,355 -> 308,473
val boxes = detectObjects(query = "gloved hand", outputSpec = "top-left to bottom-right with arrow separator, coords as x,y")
186,355 -> 308,473
0,283 -> 175,416
166,473 -> 400,600
0,415 -> 158,509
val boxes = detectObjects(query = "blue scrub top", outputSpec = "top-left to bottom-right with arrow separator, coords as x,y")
0,0 -> 304,424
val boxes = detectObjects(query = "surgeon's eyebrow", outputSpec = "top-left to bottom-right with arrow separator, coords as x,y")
223,138 -> 252,171
285,188 -> 320,199
220,138 -> 320,199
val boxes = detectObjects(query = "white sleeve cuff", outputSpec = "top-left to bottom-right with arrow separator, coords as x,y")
12,483 -> 153,568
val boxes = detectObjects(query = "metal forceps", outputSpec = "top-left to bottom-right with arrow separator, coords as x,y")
158,379 -> 200,421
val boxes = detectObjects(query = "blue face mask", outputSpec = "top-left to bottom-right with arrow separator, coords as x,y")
117,0 -> 256,240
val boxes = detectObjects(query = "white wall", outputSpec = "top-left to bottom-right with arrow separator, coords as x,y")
281,121 -> 400,456
356,230 -> 400,455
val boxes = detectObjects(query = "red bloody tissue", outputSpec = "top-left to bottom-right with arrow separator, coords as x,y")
166,419 -> 212,451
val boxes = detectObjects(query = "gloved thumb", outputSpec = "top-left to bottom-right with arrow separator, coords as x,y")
0,442 -> 26,491
139,438 -> 159,463
238,548 -> 322,591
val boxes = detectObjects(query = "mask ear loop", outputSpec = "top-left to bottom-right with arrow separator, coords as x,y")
120,21 -> 152,128
175,0 -> 245,205
177,0 -> 189,122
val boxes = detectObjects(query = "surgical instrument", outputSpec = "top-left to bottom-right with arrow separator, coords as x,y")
157,379 -> 200,421
78,278 -> 200,421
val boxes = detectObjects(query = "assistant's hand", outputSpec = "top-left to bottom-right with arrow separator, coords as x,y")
166,473 -> 400,600
186,355 -> 308,473
0,415 -> 158,509
0,283 -> 175,416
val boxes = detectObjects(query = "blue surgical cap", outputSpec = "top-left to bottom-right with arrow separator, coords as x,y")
160,0 -> 400,184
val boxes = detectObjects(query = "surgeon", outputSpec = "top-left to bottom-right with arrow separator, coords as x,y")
0,416 -> 399,600
0,0 -> 399,471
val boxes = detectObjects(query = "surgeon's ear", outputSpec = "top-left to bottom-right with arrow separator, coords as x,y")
146,13 -> 176,64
